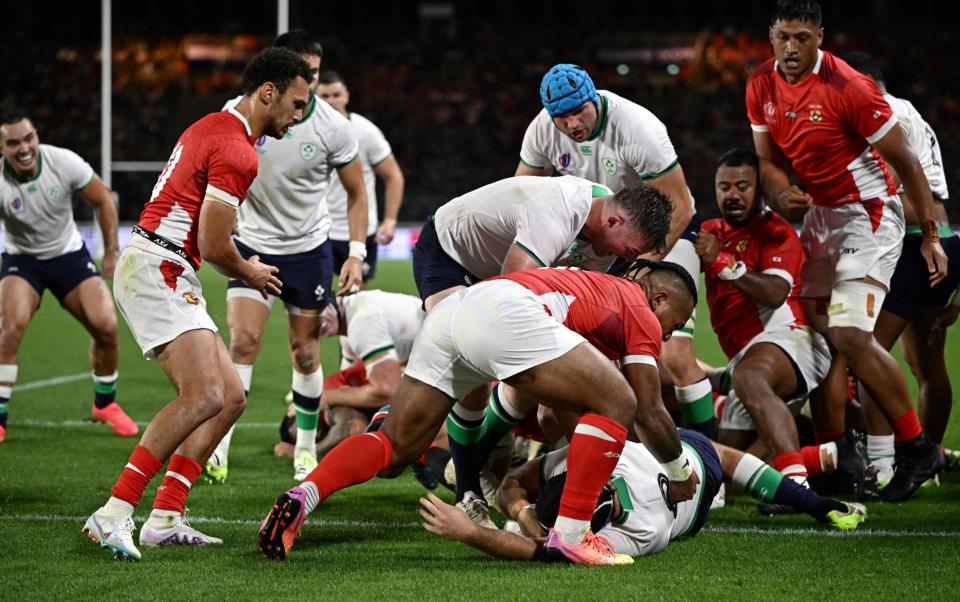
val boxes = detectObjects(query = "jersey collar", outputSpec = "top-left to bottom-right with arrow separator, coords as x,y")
586,94 -> 610,141
298,95 -> 318,124
1,152 -> 43,184
774,49 -> 824,82
225,105 -> 253,137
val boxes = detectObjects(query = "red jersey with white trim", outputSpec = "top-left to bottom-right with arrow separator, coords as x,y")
496,267 -> 663,366
137,108 -> 258,267
746,50 -> 897,206
702,210 -> 807,359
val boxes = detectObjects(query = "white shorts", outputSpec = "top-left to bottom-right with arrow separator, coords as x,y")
798,196 -> 905,299
404,279 -> 586,400
114,237 -> 218,359
663,238 -> 699,338
718,325 -> 831,432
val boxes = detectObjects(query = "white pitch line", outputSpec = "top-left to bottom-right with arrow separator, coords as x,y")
18,419 -> 277,429
13,372 -> 90,392
1,514 -> 958,538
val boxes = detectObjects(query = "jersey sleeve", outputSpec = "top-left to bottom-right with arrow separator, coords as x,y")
843,76 -> 897,144
620,304 -> 663,366
205,138 -> 258,208
57,148 -> 96,192
512,187 -> 583,267
329,114 -> 361,169
519,112 -> 551,169
745,78 -> 769,132
359,118 -> 393,166
617,107 -> 679,180
756,221 -> 804,288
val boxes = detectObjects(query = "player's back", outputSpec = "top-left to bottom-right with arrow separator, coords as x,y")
884,93 -> 949,201
342,289 -> 424,363
138,108 -> 257,267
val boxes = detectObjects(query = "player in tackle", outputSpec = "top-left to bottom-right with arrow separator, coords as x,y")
81,48 -> 313,561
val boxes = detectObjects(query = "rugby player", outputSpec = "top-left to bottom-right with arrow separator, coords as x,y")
518,62 -> 714,444
842,51 -> 960,485
82,48 -> 313,561
259,262 -> 699,565
0,107 -> 135,442
747,0 -> 948,501
209,30 -> 369,484
418,431 -> 866,562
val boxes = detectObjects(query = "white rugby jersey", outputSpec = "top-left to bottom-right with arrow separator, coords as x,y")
328,113 -> 393,240
520,90 -> 695,211
541,439 -> 705,557
340,290 -> 424,367
225,95 -> 360,255
0,144 -> 92,259
884,93 -> 949,201
432,175 -> 616,279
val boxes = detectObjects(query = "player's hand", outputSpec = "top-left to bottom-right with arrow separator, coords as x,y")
101,247 -> 119,280
694,230 -> 720,264
666,471 -> 700,505
921,239 -> 948,287
928,304 -> 960,345
376,218 -> 397,245
777,185 -> 813,218
419,492 -> 479,541
243,255 -> 282,299
337,257 -> 364,296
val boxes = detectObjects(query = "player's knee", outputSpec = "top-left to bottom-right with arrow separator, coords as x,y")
181,383 -> 226,422
229,327 -> 263,360
606,391 -> 637,426
0,317 -> 28,348
91,317 -> 119,347
289,338 -> 319,373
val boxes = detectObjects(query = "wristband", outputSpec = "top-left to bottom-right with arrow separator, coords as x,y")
920,220 -> 939,243
348,240 -> 368,261
511,501 -> 534,521
708,251 -> 747,281
662,455 -> 693,482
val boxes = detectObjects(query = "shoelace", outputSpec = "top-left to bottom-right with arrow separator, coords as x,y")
119,515 -> 136,537
582,532 -> 615,556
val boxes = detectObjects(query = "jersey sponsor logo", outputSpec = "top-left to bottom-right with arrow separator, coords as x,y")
182,292 -> 200,305
784,111 -> 797,119
601,156 -> 617,176
11,197 -> 22,211
27,184 -> 37,193
657,473 -> 679,518
48,185 -> 61,199
300,143 -> 318,161
809,109 -> 823,123
841,247 -> 858,254
764,101 -> 776,117
579,145 -> 592,155
559,153 -> 571,168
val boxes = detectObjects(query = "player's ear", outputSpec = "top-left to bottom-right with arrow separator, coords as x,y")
259,82 -> 276,105
817,28 -> 824,47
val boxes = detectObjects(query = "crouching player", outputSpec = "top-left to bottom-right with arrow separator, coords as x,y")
418,429 -> 866,561
259,262 -> 698,565
695,149 -> 874,496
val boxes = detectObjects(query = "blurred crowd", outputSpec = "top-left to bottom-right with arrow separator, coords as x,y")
4,28 -> 958,223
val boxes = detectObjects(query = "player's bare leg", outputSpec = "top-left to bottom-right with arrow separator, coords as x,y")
662,335 -> 715,438
0,276 -> 38,443
901,311 -> 953,444
287,309 -> 324,480
61,276 -> 136,437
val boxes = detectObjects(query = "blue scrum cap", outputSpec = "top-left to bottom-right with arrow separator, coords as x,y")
539,63 -> 598,117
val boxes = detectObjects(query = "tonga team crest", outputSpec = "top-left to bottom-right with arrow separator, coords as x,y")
300,143 -> 318,161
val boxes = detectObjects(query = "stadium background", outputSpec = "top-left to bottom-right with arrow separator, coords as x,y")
1,1 -> 959,598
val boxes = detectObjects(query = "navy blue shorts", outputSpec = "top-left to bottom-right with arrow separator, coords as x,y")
883,234 -> 960,319
609,212 -> 702,275
412,217 -> 479,302
0,244 -> 101,303
228,239 -> 334,310
331,234 -> 379,281
678,428 -> 723,538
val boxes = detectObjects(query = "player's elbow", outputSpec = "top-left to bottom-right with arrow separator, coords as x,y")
198,235 -> 232,265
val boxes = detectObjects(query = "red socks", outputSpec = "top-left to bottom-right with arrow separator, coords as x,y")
773,451 -> 810,480
891,409 -> 923,443
800,446 -> 824,477
305,431 -> 393,501
110,445 -> 163,507
558,413 -> 627,522
152,454 -> 202,514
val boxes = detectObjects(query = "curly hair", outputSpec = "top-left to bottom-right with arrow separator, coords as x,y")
609,183 -> 673,256
241,47 -> 314,96
614,258 -> 698,302
274,29 -> 323,59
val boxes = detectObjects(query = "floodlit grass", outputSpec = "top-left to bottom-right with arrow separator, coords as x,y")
1,260 -> 958,600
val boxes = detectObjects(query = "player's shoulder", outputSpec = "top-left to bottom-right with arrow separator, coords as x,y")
38,143 -> 84,165
819,51 -> 876,96
348,111 -> 379,131
746,56 -> 778,87
309,96 -> 351,129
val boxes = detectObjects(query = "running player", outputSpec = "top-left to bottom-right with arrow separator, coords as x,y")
518,63 -> 713,442
210,31 -> 369,484
841,51 -> 960,484
418,431 -> 866,562
259,262 -> 699,565
82,48 -> 313,561
697,148 -> 872,496
319,70 -> 405,286
748,0 -> 948,501
0,107 -> 135,442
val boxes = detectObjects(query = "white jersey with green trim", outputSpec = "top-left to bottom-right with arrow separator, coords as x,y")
341,290 -> 425,365
432,175 -> 616,279
884,93 -> 948,201
0,144 -> 93,259
520,90 -> 695,211
541,440 -> 704,557
328,112 -> 393,240
224,95 -> 360,255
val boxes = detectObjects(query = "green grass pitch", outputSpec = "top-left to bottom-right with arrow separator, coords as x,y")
1,260 -> 958,600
